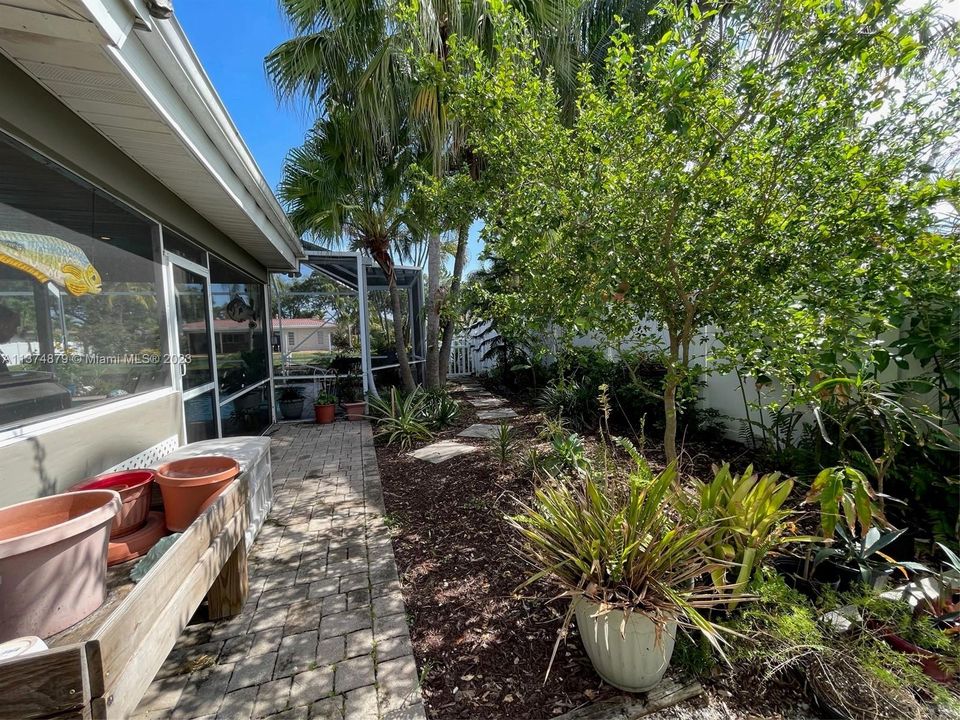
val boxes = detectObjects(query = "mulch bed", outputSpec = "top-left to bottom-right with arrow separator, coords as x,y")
375,383 -> 812,720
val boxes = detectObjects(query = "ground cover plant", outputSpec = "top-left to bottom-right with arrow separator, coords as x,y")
376,379 -> 959,719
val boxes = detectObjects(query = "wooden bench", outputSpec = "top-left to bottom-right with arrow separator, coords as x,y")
0,464 -> 253,719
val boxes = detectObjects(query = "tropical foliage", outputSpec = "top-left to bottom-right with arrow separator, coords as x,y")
448,0 -> 960,463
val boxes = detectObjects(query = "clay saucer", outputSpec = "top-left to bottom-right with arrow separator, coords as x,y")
107,511 -> 167,566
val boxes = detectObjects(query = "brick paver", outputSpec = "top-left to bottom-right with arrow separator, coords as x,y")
133,422 -> 425,720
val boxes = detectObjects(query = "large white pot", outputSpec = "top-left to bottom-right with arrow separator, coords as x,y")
574,599 -> 678,692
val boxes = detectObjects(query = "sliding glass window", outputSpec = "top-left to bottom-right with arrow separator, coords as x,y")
209,258 -> 270,436
0,134 -> 168,430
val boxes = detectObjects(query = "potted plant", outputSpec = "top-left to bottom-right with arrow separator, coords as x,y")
339,376 -> 366,421
278,385 -> 305,420
508,440 -> 725,692
314,391 -> 336,424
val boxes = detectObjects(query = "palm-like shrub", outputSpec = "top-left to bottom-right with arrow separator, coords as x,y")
508,443 -> 725,650
536,379 -> 597,430
368,388 -> 433,450
419,389 -> 460,430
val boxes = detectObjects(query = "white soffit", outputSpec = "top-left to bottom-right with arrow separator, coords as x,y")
0,0 -> 303,270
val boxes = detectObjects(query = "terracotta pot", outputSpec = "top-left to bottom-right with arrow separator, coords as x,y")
154,456 -> 240,532
314,403 -> 335,424
342,401 -> 367,421
575,599 -> 677,692
0,490 -> 121,641
876,626 -> 954,683
107,511 -> 167,566
69,469 -> 154,538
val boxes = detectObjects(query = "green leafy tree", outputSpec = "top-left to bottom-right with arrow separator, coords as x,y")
451,0 -> 960,462
267,0 -> 673,388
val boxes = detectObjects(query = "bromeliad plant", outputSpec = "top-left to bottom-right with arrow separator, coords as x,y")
690,464 -> 810,610
508,442 -> 728,664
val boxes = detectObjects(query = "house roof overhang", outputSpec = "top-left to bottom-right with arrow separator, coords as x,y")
0,0 -> 304,271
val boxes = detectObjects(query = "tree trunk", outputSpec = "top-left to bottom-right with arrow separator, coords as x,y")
388,272 -> 416,393
663,329 -> 681,465
424,230 -> 442,388
438,223 -> 469,386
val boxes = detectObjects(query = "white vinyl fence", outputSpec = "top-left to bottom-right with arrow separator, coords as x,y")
446,338 -> 477,377
447,323 -> 499,377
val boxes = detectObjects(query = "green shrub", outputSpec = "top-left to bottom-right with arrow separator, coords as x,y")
368,388 -> 433,450
419,388 -> 460,429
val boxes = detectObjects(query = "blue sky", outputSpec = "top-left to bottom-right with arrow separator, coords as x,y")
177,2 -> 484,276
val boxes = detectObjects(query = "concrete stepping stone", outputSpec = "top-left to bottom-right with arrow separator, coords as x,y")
457,424 -> 506,439
477,408 -> 518,420
410,439 -> 478,463
467,397 -> 504,408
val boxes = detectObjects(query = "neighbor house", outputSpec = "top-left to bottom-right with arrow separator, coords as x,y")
271,318 -> 337,354
0,0 -> 304,506
180,317 -> 337,356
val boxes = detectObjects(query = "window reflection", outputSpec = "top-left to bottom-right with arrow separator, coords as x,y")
209,258 -> 267,397
0,134 -> 168,429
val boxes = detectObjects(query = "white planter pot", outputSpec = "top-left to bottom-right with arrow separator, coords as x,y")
574,599 -> 677,692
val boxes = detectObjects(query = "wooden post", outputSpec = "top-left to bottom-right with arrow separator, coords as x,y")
207,538 -> 248,620
0,644 -> 89,719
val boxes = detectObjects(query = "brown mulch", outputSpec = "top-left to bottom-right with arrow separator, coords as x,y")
377,390 -> 625,719
375,383 -> 813,720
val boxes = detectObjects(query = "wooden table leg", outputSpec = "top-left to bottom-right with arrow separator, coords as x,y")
207,540 -> 248,620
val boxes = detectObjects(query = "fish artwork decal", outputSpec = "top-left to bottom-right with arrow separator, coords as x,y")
225,294 -> 257,328
0,231 -> 102,296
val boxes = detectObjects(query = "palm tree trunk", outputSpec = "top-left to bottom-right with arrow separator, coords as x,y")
438,223 -> 469,385
388,271 -> 416,393
424,229 -> 442,388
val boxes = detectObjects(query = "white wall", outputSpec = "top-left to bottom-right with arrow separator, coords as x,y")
465,321 -> 934,443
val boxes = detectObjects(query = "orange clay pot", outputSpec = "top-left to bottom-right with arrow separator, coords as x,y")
0,490 -> 120,641
69,469 -> 154,538
154,456 -> 240,532
314,403 -> 335,424
342,401 -> 367,421
107,511 -> 168,566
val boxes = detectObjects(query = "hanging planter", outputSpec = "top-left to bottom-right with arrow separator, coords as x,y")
154,456 -> 239,532
0,489 -> 121,641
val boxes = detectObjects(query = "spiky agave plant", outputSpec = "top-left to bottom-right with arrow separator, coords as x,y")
507,441 -> 729,675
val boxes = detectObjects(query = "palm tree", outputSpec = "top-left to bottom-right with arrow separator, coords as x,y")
267,0 -> 679,387
279,111 -> 418,393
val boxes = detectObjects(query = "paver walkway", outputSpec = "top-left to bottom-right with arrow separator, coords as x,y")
133,422 -> 424,720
